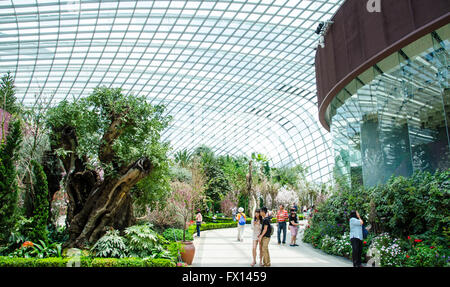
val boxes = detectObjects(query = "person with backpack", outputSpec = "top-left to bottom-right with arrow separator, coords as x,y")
349,210 -> 364,267
258,207 -> 272,267
195,209 -> 203,237
236,207 -> 246,242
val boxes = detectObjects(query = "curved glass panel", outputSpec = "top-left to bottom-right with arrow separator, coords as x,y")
0,0 -> 345,183
329,26 -> 450,187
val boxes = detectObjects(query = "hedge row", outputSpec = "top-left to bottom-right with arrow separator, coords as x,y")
0,256 -> 175,267
204,216 -> 303,224
187,218 -> 280,235
188,222 -> 237,235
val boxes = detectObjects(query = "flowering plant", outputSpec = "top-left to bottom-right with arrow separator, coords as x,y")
21,241 -> 34,248
371,233 -> 406,267
403,237 -> 449,267
275,187 -> 299,208
170,181 -> 203,242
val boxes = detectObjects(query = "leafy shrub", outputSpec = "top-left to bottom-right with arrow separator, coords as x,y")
186,222 -> 245,235
403,237 -> 450,267
0,256 -> 175,267
163,228 -> 193,242
48,224 -> 68,244
8,240 -> 62,258
370,170 -> 450,244
26,161 -> 49,243
371,233 -> 406,267
35,257 -> 69,267
0,216 -> 33,255
145,258 -> 176,267
302,170 -> 449,267
167,241 -> 184,262
29,240 -> 62,258
0,120 -> 22,243
91,229 -> 128,258
124,223 -> 169,258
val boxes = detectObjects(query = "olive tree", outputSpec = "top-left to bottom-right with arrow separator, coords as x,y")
46,87 -> 171,248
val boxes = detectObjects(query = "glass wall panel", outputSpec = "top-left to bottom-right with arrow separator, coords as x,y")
329,26 -> 450,187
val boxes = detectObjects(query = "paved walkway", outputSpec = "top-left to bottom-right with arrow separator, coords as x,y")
192,223 -> 352,267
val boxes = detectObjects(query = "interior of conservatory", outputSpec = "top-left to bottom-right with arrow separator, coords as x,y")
0,0 -> 448,276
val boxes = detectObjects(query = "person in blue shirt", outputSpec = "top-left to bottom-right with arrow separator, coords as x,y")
349,210 -> 364,267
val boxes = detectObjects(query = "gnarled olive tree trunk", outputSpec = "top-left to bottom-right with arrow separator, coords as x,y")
50,124 -> 153,248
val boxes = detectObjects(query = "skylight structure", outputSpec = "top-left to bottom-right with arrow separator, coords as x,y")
0,0 -> 345,183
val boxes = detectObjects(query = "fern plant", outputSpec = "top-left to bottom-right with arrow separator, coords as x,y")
91,229 -> 128,258
124,223 -> 162,257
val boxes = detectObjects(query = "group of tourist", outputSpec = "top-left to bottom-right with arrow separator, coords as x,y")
235,204 -> 303,267
195,204 -> 366,267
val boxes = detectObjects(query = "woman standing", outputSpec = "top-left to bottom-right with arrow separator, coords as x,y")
195,209 -> 203,237
251,209 -> 263,267
349,210 -> 364,267
289,208 -> 300,246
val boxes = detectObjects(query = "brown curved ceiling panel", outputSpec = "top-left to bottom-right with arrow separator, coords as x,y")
315,0 -> 450,131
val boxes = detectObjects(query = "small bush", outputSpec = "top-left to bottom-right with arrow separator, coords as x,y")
91,229 -> 128,258
163,228 -> 193,242
145,258 -> 176,267
124,223 -> 160,257
0,256 -> 175,267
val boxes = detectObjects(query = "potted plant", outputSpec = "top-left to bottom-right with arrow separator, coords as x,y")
170,181 -> 202,265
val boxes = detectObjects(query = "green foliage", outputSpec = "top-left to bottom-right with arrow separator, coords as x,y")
30,240 -> 62,258
0,256 -> 175,267
370,233 -> 406,267
173,149 -> 192,168
46,86 -> 172,216
370,170 -> 450,243
0,72 -> 21,114
405,242 -> 449,267
316,233 -> 353,258
4,216 -> 33,252
271,164 -> 307,189
0,119 -> 22,243
185,221 -> 265,235
47,224 -> 68,244
167,241 -> 184,261
91,229 -> 128,258
26,160 -> 49,243
169,166 -> 192,182
193,146 -> 232,211
0,256 -> 68,267
46,86 -> 171,173
9,240 -> 62,259
124,223 -> 169,258
303,170 -> 449,267
162,228 -> 193,242
218,155 -> 248,193
133,158 -> 171,214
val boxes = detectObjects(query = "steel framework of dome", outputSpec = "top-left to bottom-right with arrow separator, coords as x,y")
0,0 -> 345,183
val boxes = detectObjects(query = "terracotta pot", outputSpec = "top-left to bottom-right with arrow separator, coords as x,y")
180,241 -> 195,265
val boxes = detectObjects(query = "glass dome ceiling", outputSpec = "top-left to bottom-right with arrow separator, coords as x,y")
0,0 -> 345,183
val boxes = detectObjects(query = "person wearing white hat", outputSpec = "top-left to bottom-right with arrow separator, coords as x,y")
236,207 -> 246,242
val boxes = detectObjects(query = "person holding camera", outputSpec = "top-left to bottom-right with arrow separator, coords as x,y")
349,210 -> 364,267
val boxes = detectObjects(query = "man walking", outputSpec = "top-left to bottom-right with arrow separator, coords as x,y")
258,207 -> 272,267
276,204 -> 288,245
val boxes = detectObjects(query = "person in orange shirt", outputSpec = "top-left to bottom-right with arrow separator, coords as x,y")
276,204 -> 288,245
